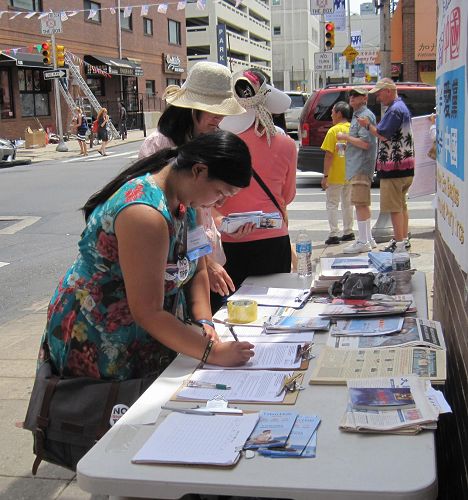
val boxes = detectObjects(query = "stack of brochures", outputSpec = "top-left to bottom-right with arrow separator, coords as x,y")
367,252 -> 393,273
339,376 -> 448,435
244,411 -> 321,458
263,315 -> 330,333
320,297 -> 413,318
219,211 -> 282,234
327,317 -> 446,351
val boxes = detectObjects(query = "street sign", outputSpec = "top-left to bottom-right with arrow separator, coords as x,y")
43,69 -> 68,80
41,12 -> 62,35
314,51 -> 334,71
310,0 -> 334,14
342,44 -> 359,63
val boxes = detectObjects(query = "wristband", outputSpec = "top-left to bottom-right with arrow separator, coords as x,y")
196,319 -> 215,328
201,339 -> 214,364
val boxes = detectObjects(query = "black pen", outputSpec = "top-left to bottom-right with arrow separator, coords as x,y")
228,326 -> 239,342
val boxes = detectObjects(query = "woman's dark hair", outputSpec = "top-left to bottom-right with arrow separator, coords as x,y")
82,130 -> 252,220
333,101 -> 352,120
158,105 -> 203,146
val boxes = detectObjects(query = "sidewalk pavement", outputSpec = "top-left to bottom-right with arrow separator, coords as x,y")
16,128 -> 156,164
0,237 -> 434,500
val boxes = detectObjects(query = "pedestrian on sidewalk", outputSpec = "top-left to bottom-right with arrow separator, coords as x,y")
119,101 -> 128,140
97,108 -> 109,156
38,130 -> 254,382
357,78 -> 415,253
72,106 -> 88,156
337,87 -> 377,254
216,68 -> 296,312
139,61 -> 253,301
320,101 -> 354,245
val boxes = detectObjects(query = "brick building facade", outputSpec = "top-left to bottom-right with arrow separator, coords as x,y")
0,0 -> 187,140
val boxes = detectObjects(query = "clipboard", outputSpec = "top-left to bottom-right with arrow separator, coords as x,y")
170,372 -> 305,405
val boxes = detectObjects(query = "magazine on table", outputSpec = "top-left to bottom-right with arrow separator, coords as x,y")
244,411 -> 298,449
319,257 -> 377,280
263,315 -> 330,333
327,317 -> 446,350
319,298 -> 412,318
257,415 -> 321,457
349,387 -> 415,411
331,257 -> 371,269
309,346 -> 447,385
329,316 -> 405,337
339,376 -> 439,434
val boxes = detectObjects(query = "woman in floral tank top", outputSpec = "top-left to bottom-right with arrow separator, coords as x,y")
39,131 -> 254,380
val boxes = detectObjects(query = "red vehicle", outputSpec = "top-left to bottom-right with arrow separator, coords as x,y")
297,82 -> 436,173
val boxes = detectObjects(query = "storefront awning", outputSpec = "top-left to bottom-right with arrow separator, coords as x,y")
0,52 -> 49,68
84,55 -> 143,77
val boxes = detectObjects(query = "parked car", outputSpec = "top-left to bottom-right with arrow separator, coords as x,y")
0,138 -> 17,162
284,91 -> 309,136
297,82 -> 436,173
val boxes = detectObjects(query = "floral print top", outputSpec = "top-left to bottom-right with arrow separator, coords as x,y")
40,173 -> 197,380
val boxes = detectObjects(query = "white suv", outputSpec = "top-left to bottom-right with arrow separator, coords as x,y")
284,91 -> 309,136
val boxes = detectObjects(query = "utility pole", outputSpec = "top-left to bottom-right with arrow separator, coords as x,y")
319,13 -> 326,88
347,0 -> 352,83
51,33 -> 68,152
379,0 -> 391,77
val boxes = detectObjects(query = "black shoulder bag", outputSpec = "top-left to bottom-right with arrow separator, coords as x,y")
252,169 -> 287,225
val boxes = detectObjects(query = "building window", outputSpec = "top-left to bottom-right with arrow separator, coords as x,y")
143,17 -> 153,36
146,80 -> 156,96
18,69 -> 50,117
120,9 -> 133,31
86,76 -> 105,96
84,0 -> 101,23
168,19 -> 181,45
0,69 -> 14,119
9,0 -> 42,10
272,0 -> 281,5
273,26 -> 281,36
166,77 -> 181,87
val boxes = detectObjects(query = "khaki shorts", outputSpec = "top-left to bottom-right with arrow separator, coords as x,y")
380,177 -> 413,212
350,174 -> 372,206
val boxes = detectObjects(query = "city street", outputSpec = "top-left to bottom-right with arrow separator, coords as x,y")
0,140 -> 436,325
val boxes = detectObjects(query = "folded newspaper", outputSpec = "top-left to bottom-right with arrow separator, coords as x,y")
339,376 -> 440,434
219,211 -> 282,233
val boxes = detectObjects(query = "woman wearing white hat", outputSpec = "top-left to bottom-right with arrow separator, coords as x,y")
212,69 -> 297,312
139,62 -> 255,327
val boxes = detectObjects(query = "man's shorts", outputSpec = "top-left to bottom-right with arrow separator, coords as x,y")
350,174 -> 372,206
380,177 -> 413,212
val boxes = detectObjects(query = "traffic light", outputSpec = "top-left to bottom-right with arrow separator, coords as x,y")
325,22 -> 335,50
56,45 -> 66,67
42,42 -> 52,65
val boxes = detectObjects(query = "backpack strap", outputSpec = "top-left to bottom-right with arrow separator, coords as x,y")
96,381 -> 120,440
32,375 -> 60,475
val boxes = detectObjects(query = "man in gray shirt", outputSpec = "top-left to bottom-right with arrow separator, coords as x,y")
337,87 -> 377,254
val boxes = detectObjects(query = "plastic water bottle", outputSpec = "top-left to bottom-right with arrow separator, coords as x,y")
296,232 -> 313,277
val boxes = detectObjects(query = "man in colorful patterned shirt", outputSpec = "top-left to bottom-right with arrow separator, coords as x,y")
357,78 -> 415,253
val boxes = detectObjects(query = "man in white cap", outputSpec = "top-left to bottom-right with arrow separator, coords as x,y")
337,87 -> 377,254
357,77 -> 415,253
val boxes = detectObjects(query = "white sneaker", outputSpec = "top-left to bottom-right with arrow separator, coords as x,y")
393,241 -> 407,253
343,240 -> 372,254
370,238 -> 377,249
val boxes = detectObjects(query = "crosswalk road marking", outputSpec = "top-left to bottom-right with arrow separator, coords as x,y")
62,150 -> 138,163
0,262 -> 9,268
288,201 -> 434,211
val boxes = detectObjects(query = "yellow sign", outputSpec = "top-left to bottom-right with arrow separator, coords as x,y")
342,45 -> 359,63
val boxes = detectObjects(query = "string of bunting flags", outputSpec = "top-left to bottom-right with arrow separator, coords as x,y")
0,0 -> 243,21
0,43 -> 112,78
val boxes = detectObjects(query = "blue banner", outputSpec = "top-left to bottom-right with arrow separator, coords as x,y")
216,24 -> 228,67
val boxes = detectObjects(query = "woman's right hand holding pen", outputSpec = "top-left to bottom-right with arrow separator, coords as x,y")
209,341 -> 255,366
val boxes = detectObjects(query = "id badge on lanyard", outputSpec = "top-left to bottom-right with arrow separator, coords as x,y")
186,225 -> 212,261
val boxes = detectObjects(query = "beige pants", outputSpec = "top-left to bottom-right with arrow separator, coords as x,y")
326,183 -> 354,237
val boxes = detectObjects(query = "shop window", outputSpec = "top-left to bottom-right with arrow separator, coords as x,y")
168,19 -> 181,45
18,69 -> 50,117
146,80 -> 156,96
120,9 -> 133,31
143,17 -> 153,36
86,76 -> 105,96
84,0 -> 101,23
0,69 -> 14,119
10,0 -> 42,10
166,77 -> 181,87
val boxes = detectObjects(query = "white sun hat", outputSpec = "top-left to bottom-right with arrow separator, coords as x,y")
162,61 -> 245,116
220,69 -> 291,143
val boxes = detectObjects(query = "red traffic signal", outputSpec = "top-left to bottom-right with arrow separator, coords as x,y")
325,22 -> 335,50
42,42 -> 52,65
